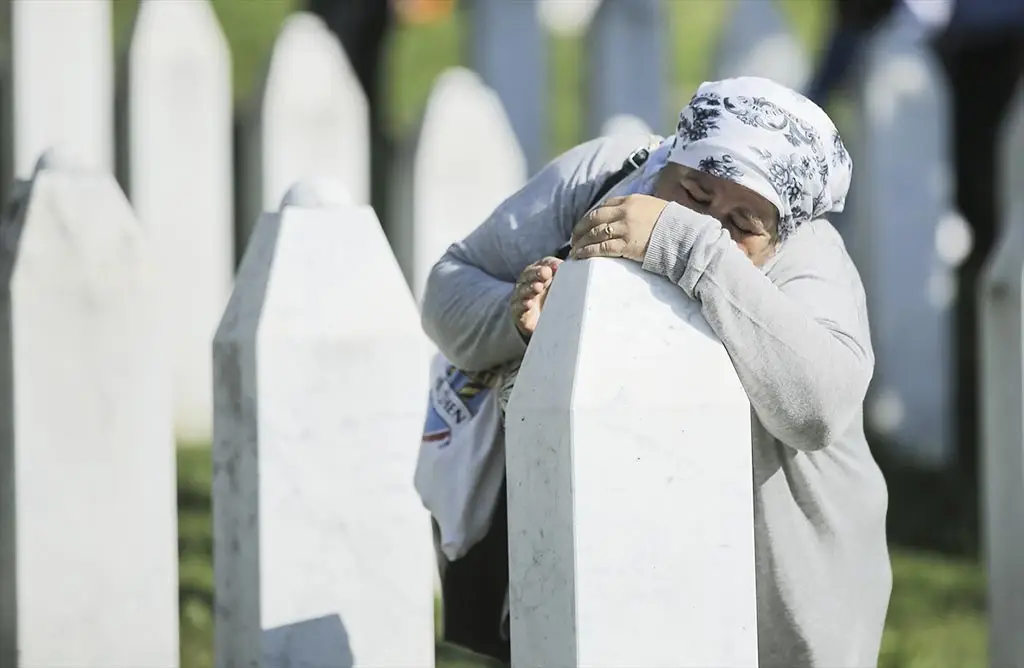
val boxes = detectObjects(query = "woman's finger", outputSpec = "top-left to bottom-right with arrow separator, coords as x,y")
570,238 -> 628,260
570,202 -> 625,244
572,221 -> 623,252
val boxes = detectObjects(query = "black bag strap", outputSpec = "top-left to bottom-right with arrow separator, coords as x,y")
554,145 -> 651,260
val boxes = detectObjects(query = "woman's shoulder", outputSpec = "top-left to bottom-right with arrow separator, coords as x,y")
546,133 -> 664,187
769,218 -> 863,282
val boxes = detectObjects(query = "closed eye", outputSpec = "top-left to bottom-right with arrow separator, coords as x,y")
683,183 -> 711,206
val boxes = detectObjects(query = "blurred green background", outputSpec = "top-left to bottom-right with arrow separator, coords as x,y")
111,0 -> 984,666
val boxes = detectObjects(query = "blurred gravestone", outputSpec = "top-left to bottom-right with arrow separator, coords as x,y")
126,0 -> 233,445
712,0 -> 808,92
980,85 -> 1024,668
213,183 -> 434,668
506,258 -> 757,667
537,0 -> 601,36
585,0 -> 665,140
1,0 -> 113,188
392,67 -> 527,301
466,0 -> 545,172
847,7 -> 959,466
0,150 -> 178,668
240,12 -> 369,249
600,114 -> 653,139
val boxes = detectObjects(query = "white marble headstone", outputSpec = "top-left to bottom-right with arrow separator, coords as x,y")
536,0 -> 601,36
0,151 -> 178,668
712,0 -> 809,92
241,12 -> 370,246
505,258 -> 757,668
600,114 -> 653,138
467,0 -> 545,173
393,67 -> 527,302
847,7 -> 957,465
584,0 -> 665,139
4,0 -> 114,179
126,0 -> 233,445
980,85 -> 1024,668
212,184 -> 434,668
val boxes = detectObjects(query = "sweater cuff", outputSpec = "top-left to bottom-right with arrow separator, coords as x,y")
641,202 -> 717,286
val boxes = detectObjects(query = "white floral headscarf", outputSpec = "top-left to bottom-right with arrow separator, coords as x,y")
668,76 -> 853,239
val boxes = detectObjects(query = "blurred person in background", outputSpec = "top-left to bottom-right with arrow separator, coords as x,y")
424,77 -> 892,668
807,0 -> 1024,483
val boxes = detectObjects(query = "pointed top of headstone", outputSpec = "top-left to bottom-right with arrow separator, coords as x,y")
600,114 -> 654,138
280,179 -> 353,209
130,0 -> 228,58
34,146 -> 87,174
537,0 -> 602,36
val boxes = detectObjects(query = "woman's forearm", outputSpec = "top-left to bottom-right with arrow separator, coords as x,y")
421,255 -> 527,372
643,204 -> 874,451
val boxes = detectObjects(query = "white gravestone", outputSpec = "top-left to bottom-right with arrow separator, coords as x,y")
241,12 -> 370,247
127,0 -> 233,445
0,151 -> 178,668
213,184 -> 435,668
712,0 -> 809,92
505,258 -> 757,668
847,7 -> 961,465
392,67 -> 527,301
600,114 -> 653,139
4,0 -> 114,180
980,86 -> 1024,668
584,0 -> 665,140
467,0 -> 545,173
537,0 -> 601,36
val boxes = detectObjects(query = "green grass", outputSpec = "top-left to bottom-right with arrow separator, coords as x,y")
179,445 -> 989,668
138,1 -> 984,665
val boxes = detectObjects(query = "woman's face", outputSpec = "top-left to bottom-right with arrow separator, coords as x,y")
653,162 -> 778,267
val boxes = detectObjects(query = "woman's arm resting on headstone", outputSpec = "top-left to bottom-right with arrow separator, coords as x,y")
642,203 -> 872,452
421,134 -> 648,371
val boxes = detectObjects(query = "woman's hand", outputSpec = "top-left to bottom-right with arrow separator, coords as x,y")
570,194 -> 669,262
511,257 -> 563,337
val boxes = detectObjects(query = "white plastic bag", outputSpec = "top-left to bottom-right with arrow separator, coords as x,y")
414,353 -> 505,561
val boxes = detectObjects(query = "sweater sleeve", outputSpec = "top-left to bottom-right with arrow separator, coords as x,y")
641,202 -> 874,452
421,134 -> 655,372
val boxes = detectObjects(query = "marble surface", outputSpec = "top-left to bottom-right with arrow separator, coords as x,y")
392,67 -> 527,302
7,0 -> 113,179
980,87 -> 1024,668
847,7 -> 956,465
0,158 -> 178,667
126,0 -> 233,444
505,258 -> 757,667
241,12 -> 369,247
213,187 -> 434,668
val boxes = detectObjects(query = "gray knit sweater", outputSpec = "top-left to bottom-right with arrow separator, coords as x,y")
420,134 -> 892,668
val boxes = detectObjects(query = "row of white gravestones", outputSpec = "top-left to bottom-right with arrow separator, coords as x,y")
980,86 -> 1024,668
124,0 -> 234,445
212,184 -> 435,668
239,11 -> 370,249
506,258 -> 758,667
391,67 -> 528,302
0,151 -> 178,667
0,0 -> 114,192
844,5 -> 962,466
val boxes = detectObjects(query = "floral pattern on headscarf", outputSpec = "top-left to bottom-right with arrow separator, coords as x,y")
668,77 -> 853,239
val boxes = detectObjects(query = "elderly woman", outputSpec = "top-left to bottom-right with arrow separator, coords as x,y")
422,77 -> 892,668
